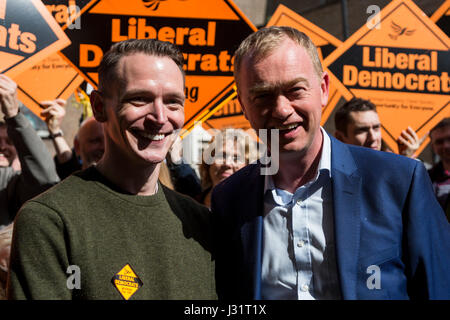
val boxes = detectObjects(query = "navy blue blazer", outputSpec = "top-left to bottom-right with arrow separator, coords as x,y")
211,135 -> 450,300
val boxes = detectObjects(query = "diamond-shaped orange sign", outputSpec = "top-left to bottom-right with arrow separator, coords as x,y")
203,96 -> 251,131
324,0 -> 450,154
431,0 -> 449,37
0,0 -> 70,79
15,53 -> 84,119
58,0 -> 257,133
411,0 -> 450,156
14,0 -> 93,119
112,263 -> 143,300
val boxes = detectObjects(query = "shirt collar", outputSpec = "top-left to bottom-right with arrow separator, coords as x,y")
263,127 -> 332,196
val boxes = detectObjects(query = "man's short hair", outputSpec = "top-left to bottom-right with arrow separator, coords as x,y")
233,26 -> 323,89
98,39 -> 185,95
430,118 -> 450,140
334,98 -> 377,133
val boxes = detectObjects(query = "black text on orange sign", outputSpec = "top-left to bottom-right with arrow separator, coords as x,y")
79,44 -> 234,73
45,1 -> 78,26
112,18 -> 217,47
78,18 -> 234,74
341,46 -> 449,93
211,98 -> 242,118
0,23 -> 36,54
0,0 -> 5,20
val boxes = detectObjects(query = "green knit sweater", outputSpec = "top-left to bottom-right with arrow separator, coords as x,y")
7,167 -> 216,300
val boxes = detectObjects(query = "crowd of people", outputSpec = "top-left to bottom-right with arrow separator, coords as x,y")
0,28 -> 448,300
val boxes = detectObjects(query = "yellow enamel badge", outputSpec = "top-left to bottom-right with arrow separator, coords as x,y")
112,264 -> 143,300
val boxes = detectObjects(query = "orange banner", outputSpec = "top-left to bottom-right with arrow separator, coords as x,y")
15,1 -> 92,119
0,0 -> 70,79
324,0 -> 450,155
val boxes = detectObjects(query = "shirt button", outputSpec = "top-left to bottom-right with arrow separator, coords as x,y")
297,240 -> 305,248
296,200 -> 306,208
301,284 -> 309,292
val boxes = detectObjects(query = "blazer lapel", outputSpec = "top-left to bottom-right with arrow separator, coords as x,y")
237,139 -> 362,300
239,163 -> 265,300
330,137 -> 362,300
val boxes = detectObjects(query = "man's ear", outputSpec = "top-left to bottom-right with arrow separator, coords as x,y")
320,71 -> 330,108
90,90 -> 107,122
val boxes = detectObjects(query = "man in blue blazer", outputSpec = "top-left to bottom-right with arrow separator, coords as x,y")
211,26 -> 450,300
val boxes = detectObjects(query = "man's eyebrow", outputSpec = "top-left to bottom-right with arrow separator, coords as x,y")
355,125 -> 371,130
120,89 -> 185,102
355,124 -> 380,130
120,90 -> 151,100
249,77 -> 310,94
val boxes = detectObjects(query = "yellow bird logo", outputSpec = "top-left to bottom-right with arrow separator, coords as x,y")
389,21 -> 416,40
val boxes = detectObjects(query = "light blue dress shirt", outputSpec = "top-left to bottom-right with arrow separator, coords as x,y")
261,128 -> 342,300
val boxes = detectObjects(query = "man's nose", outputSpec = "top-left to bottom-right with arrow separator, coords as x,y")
146,99 -> 168,124
367,128 -> 376,141
271,95 -> 293,120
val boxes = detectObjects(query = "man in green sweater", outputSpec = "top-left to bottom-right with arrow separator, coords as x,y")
7,39 -> 216,300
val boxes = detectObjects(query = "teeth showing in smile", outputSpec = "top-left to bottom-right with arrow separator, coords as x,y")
138,132 -> 165,141
274,123 -> 299,130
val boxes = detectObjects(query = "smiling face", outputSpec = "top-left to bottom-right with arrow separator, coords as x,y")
93,53 -> 185,166
236,38 -> 329,159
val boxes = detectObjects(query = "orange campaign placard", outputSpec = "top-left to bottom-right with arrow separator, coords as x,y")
204,96 -> 252,131
431,0 -> 449,36
0,0 -> 71,79
15,53 -> 84,118
323,0 -> 450,155
57,0 -> 257,135
44,0 -> 94,29
15,0 -> 93,119
396,0 -> 450,156
412,0 -> 450,156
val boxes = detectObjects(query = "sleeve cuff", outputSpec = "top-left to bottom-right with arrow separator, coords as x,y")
4,111 -> 29,129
